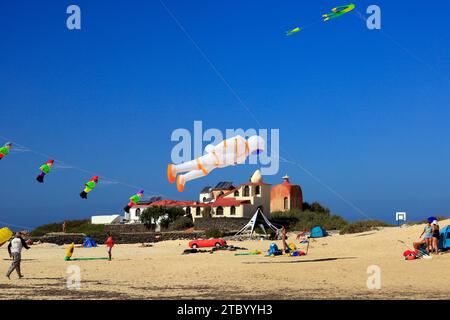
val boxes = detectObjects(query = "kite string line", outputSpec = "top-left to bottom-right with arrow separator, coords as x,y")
0,134 -> 168,199
159,0 -> 374,220
299,18 -> 324,31
158,0 -> 263,128
353,9 -> 450,86
278,155 -> 372,220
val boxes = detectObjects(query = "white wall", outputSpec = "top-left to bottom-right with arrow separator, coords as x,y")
91,215 -> 121,225
127,207 -> 143,223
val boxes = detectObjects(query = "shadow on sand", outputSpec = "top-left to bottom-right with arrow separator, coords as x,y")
241,257 -> 357,264
353,232 -> 377,237
2,259 -> 37,261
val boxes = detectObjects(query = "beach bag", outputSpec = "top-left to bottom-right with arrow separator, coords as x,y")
267,243 -> 282,256
403,250 -> 417,260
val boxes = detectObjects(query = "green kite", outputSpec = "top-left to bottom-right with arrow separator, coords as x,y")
323,3 -> 355,21
286,27 -> 301,36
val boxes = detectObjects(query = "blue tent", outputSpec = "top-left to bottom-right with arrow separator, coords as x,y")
439,226 -> 450,251
310,226 -> 328,238
83,237 -> 97,248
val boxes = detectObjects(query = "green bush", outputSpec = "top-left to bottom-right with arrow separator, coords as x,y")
172,216 -> 194,230
159,217 -> 171,230
339,220 -> 392,235
271,208 -> 348,231
140,206 -> 166,226
140,206 -> 186,227
204,228 -> 225,238
31,220 -> 105,237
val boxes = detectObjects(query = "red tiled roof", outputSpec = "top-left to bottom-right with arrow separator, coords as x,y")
211,198 -> 251,207
148,199 -> 196,207
134,196 -> 250,209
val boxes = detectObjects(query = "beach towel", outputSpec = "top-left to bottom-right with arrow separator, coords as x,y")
234,250 -> 261,256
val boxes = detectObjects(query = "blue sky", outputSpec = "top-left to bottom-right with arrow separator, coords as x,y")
0,1 -> 449,228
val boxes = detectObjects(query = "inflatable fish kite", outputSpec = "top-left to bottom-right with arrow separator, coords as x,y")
168,135 -> 265,192
0,142 -> 12,161
124,189 -> 144,213
323,3 -> 355,21
80,176 -> 99,199
64,243 -> 75,261
286,27 -> 301,36
36,159 -> 54,183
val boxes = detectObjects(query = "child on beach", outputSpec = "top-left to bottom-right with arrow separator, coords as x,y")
419,221 -> 433,253
105,233 -> 114,261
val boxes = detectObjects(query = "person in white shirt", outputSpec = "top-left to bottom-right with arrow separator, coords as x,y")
6,232 -> 30,279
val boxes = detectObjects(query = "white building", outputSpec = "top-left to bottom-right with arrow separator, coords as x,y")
91,214 -> 121,225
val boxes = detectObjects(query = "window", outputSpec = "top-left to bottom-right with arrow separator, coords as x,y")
255,186 -> 261,195
234,190 -> 239,197
243,186 -> 250,197
203,197 -> 207,202
284,197 -> 289,210
185,207 -> 191,215
196,207 -> 201,216
135,208 -> 141,217
230,206 -> 236,216
216,206 -> 224,216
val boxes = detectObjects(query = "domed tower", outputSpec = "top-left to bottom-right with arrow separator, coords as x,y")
270,174 -> 303,212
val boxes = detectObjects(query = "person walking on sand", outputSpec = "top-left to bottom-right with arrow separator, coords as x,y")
105,233 -> 114,261
62,221 -> 67,233
6,232 -> 30,279
419,221 -> 433,253
431,220 -> 440,255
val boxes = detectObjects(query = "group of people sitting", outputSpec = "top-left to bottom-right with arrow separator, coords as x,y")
414,218 -> 440,255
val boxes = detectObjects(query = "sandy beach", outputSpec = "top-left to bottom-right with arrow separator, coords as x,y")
1,220 -> 449,300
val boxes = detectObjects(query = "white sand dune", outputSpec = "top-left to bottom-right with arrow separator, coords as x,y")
1,220 -> 449,300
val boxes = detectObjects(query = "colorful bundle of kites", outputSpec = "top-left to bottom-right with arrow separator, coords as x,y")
1,142 -> 145,211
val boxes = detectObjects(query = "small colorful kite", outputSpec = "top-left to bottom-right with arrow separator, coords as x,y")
286,27 -> 301,36
124,189 -> 144,213
323,3 -> 355,21
0,142 -> 12,161
80,176 -> 99,199
36,159 -> 54,183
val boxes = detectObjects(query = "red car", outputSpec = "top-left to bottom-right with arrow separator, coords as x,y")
189,238 -> 227,249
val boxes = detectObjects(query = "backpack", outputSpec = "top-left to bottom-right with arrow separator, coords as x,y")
267,243 -> 282,256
